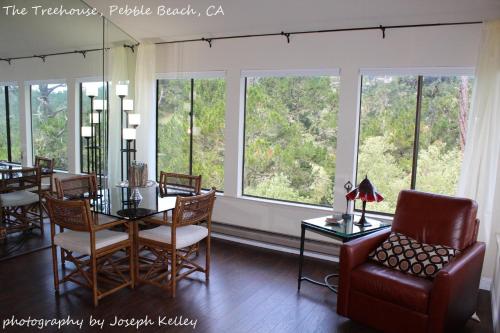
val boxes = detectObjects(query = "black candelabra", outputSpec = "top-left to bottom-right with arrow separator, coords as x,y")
81,86 -> 105,190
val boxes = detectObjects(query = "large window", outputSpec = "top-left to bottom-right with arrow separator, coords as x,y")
242,72 -> 340,206
0,85 -> 20,163
156,76 -> 226,191
357,72 -> 473,214
30,83 -> 68,170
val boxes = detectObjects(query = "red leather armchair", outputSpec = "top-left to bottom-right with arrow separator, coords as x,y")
337,190 -> 485,333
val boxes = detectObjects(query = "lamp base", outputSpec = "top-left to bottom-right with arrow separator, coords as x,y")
354,203 -> 371,227
354,219 -> 372,228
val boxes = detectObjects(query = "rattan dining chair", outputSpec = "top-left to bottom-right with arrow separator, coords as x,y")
35,156 -> 55,195
152,172 -> 202,225
55,174 -> 98,201
46,195 -> 134,307
159,172 -> 202,196
0,167 -> 43,235
137,188 -> 216,297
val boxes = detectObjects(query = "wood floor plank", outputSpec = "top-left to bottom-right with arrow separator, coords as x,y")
0,238 -> 493,333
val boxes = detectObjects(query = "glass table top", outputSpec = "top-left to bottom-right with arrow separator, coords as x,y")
0,161 -> 53,175
302,214 -> 391,241
90,185 -> 194,220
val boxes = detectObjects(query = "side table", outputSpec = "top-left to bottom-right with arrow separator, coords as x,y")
298,214 -> 390,293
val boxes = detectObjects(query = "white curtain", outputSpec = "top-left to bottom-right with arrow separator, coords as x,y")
458,20 -> 500,244
134,43 -> 157,180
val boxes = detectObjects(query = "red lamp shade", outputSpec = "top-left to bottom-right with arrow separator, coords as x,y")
346,176 -> 383,227
346,176 -> 384,202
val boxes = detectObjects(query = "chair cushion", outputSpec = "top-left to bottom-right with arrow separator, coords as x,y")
54,229 -> 129,255
351,262 -> 433,313
369,232 -> 460,279
139,225 -> 208,249
0,191 -> 39,207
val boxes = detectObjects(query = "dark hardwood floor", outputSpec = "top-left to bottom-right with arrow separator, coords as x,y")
0,238 -> 493,333
0,222 -> 50,262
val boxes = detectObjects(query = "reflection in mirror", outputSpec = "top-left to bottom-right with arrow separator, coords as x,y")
0,0 -> 138,260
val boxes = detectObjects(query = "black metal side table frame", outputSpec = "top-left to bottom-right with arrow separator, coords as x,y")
297,216 -> 390,293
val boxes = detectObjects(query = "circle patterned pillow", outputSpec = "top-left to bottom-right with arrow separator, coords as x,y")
369,232 -> 461,279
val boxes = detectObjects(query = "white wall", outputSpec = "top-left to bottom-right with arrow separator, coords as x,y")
3,23 -> 498,284
0,52 -> 102,172
155,24 -> 500,284
155,25 -> 482,232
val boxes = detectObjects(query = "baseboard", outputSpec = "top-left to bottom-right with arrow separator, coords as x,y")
212,232 -> 339,263
481,277 -> 492,291
212,221 -> 340,256
492,282 -> 498,333
212,221 -> 493,291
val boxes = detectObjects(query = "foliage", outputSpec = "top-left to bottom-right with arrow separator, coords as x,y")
0,86 -> 21,163
31,84 -> 68,170
1,74 -> 470,214
244,76 -> 339,206
358,75 -> 471,213
157,78 -> 225,190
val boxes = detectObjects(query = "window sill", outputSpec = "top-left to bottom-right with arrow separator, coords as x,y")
238,195 -> 333,212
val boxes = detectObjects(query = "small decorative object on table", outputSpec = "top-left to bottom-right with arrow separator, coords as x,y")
117,162 -> 157,207
325,212 -> 345,224
342,181 -> 353,220
346,176 -> 384,227
128,161 -> 148,187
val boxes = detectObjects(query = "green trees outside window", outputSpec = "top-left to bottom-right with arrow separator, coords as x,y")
30,83 -> 68,170
243,75 -> 340,206
157,77 -> 226,191
357,75 -> 473,214
0,85 -> 21,163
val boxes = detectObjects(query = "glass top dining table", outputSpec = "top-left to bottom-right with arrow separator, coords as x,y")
0,161 -> 53,176
90,185 -> 194,221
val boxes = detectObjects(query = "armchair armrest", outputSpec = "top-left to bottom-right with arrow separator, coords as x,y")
428,241 -> 486,333
337,228 -> 391,316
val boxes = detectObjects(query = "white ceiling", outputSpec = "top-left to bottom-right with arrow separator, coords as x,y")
84,0 -> 500,42
1,0 -> 499,59
0,0 -> 135,59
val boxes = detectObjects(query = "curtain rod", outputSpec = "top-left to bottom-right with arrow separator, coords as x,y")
0,44 -> 137,65
155,21 -> 483,47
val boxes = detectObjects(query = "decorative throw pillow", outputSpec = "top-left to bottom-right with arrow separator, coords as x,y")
369,232 -> 460,279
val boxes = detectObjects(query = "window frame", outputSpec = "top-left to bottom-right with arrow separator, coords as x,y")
240,68 -> 341,208
355,67 -> 475,216
0,82 -> 19,163
155,71 -> 226,192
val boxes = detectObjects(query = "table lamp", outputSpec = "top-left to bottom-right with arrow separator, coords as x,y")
346,176 -> 384,227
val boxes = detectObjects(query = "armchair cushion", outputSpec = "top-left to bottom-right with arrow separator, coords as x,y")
54,229 -> 129,255
351,262 -> 433,313
369,232 -> 460,278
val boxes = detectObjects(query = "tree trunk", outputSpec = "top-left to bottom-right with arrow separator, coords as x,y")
458,76 -> 469,152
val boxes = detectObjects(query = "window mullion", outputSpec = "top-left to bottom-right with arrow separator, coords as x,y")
189,78 -> 194,175
5,86 -> 12,162
410,75 -> 423,189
